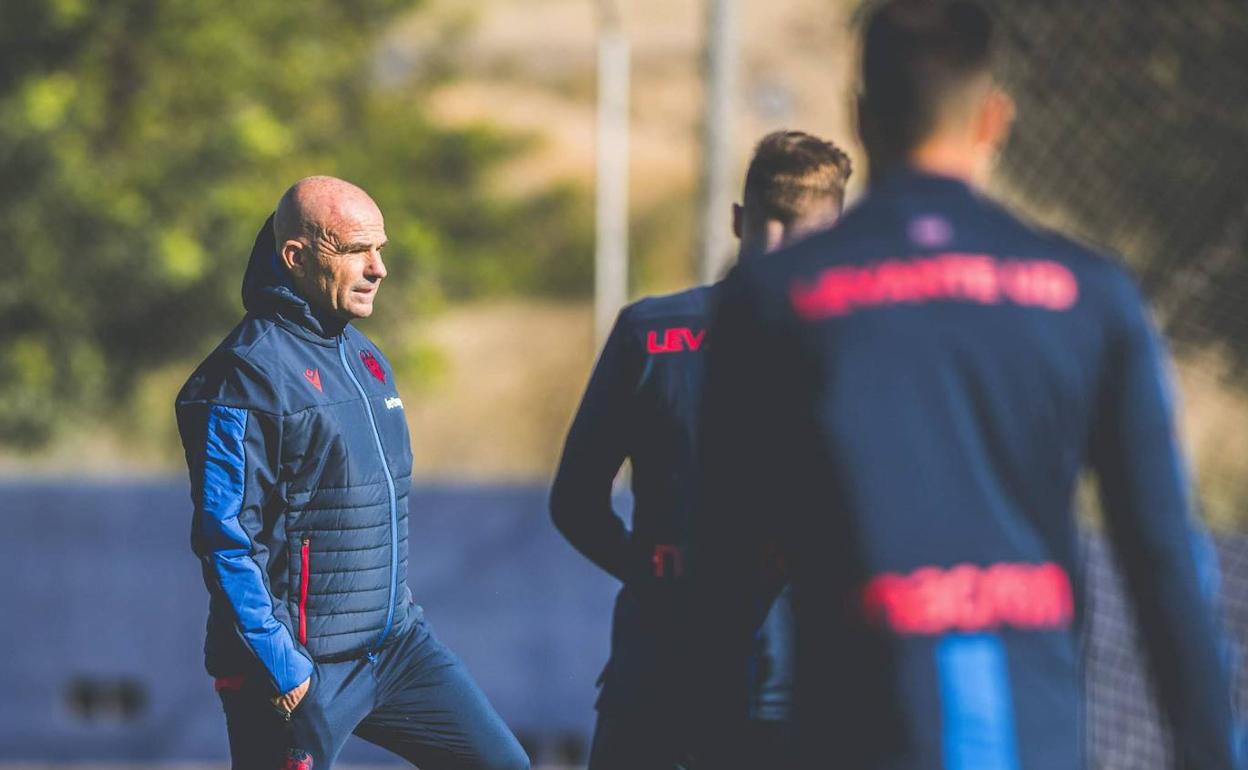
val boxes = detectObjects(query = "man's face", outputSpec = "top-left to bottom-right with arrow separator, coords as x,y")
295,203 -> 389,320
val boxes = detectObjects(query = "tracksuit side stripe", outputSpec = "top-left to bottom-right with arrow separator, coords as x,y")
937,634 -> 1021,770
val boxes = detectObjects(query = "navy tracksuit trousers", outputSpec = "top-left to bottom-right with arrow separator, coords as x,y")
217,618 -> 529,770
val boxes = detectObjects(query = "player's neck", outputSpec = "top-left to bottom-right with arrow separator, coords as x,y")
737,220 -> 783,263
904,140 -> 990,188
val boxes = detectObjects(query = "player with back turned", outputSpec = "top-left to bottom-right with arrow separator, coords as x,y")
550,131 -> 853,769
691,2 -> 1243,769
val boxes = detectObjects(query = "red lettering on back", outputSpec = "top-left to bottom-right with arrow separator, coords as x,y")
1000,260 -> 1080,310
790,254 -> 1079,320
861,561 -> 1074,635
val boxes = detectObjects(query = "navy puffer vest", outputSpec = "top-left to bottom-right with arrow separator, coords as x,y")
176,216 -> 415,695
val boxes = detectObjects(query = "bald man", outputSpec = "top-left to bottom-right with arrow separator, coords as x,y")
176,177 -> 529,770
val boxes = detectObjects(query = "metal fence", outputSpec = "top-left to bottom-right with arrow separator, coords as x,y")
975,0 -> 1248,535
990,0 -> 1248,357
985,5 -> 1248,764
1084,533 -> 1248,768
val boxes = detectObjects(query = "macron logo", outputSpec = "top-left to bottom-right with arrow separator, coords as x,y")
384,397 -> 403,410
646,327 -> 706,354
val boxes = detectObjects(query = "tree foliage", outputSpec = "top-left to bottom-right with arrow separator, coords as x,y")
0,0 -> 591,447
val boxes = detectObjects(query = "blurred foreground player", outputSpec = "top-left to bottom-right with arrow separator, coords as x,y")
176,177 -> 528,770
691,2 -> 1243,769
550,131 -> 852,769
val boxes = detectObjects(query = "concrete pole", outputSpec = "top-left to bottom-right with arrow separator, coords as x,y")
594,0 -> 630,347
697,0 -> 740,285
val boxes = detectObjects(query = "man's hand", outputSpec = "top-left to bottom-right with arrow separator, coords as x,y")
271,677 -> 311,719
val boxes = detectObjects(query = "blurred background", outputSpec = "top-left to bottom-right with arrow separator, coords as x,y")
0,0 -> 1245,768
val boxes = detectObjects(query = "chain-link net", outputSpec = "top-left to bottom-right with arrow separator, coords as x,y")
988,0 -> 1248,529
992,0 -> 1248,354
1082,533 -> 1248,769
975,2 -> 1248,767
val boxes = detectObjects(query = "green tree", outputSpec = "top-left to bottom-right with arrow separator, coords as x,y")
0,0 -> 591,447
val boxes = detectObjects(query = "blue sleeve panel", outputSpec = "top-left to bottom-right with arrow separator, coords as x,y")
1090,284 -> 1241,769
198,405 -> 313,696
549,310 -> 645,584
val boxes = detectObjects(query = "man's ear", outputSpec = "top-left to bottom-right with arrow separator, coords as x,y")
975,86 -> 1015,154
732,203 -> 744,240
279,240 -> 309,278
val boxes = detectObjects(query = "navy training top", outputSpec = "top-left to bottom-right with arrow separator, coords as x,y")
550,284 -> 794,719
691,169 -> 1242,769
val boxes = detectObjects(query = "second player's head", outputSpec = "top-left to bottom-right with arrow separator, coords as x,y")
857,0 -> 1012,184
733,130 -> 853,258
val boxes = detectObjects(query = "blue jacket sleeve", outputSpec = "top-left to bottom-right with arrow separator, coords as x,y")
178,366 -> 314,696
1089,277 -> 1242,770
549,309 -> 646,583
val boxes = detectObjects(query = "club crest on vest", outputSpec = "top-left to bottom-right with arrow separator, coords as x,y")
359,350 -> 386,382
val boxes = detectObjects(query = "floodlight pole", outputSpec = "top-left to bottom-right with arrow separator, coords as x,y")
697,0 -> 740,285
594,0 -> 630,347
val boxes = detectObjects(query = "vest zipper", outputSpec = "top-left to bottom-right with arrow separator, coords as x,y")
337,336 -> 400,657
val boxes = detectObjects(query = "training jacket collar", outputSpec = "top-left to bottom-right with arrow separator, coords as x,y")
868,166 -> 981,204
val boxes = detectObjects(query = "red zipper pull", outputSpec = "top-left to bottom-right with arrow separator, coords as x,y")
298,538 -> 311,645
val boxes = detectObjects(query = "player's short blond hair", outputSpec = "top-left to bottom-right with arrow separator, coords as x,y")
743,130 -> 854,224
